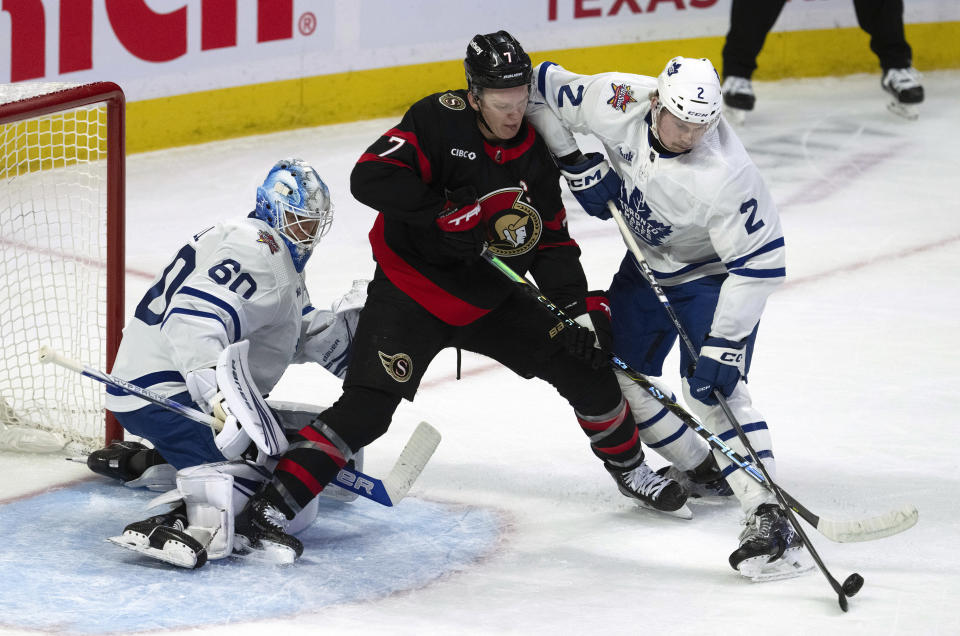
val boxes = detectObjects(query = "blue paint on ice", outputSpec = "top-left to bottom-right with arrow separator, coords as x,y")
0,481 -> 500,633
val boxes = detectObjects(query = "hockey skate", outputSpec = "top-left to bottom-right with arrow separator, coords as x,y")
882,67 -> 924,120
233,494 -> 303,565
606,461 -> 692,519
108,502 -> 208,569
657,454 -> 733,504
85,440 -> 174,490
729,503 -> 813,582
721,76 -> 754,125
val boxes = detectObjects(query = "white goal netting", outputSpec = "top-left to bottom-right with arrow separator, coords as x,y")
1,83 -> 123,453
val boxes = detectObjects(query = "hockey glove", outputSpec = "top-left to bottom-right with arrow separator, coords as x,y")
185,368 -> 218,414
688,336 -> 746,405
558,152 -> 622,220
432,186 -> 487,264
186,367 -> 234,433
561,292 -> 613,370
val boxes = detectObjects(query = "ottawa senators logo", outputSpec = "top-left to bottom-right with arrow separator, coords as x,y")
480,188 -> 542,258
438,92 -> 466,111
378,351 -> 413,383
257,229 -> 280,254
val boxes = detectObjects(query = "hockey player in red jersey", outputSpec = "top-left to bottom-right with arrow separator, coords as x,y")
232,30 -> 693,560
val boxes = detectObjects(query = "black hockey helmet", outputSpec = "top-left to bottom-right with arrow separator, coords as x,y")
464,30 -> 532,95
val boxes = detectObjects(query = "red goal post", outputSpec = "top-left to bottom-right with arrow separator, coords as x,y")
0,82 -> 125,452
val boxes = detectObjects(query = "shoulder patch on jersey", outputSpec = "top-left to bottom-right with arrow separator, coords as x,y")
607,83 -> 638,112
438,93 -> 466,111
257,229 -> 280,254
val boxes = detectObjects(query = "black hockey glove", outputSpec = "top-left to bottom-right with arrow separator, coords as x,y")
561,291 -> 613,370
430,186 -> 487,264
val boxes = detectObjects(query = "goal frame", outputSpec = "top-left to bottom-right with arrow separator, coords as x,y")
0,82 -> 126,446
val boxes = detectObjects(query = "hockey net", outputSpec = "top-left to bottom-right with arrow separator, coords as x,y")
0,82 -> 125,453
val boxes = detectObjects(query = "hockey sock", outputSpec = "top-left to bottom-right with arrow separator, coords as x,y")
577,398 -> 645,470
267,419 -> 350,518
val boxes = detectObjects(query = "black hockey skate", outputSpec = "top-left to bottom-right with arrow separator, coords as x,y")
658,454 -> 733,503
606,461 -> 692,519
729,503 -> 812,581
108,502 -> 208,569
234,494 -> 303,565
882,67 -> 924,120
721,76 -> 754,125
87,440 -> 165,482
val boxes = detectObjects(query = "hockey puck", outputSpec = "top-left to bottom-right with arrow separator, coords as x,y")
842,573 -> 864,597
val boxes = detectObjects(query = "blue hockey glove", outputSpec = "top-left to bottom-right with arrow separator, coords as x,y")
688,336 -> 746,405
558,152 -> 622,220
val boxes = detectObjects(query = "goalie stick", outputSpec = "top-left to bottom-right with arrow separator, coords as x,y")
37,346 -> 440,506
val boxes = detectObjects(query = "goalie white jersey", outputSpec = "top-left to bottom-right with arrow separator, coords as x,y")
107,217 -> 358,413
528,62 -> 786,341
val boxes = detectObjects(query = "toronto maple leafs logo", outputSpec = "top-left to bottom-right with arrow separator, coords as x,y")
257,229 -> 280,254
606,83 -> 637,112
667,60 -> 681,76
622,187 -> 672,247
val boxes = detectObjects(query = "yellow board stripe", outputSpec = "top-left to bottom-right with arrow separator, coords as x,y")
128,21 -> 959,154
1,106 -> 107,179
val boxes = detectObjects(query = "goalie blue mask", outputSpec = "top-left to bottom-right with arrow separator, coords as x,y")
254,158 -> 333,271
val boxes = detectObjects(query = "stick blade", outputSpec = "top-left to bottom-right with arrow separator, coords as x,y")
383,421 -> 441,505
817,504 -> 919,542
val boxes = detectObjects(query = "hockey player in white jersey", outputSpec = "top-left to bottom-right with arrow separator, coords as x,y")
527,56 -> 809,581
88,158 -> 366,566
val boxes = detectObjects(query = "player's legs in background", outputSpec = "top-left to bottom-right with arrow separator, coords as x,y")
853,0 -> 924,115
721,0 -> 788,119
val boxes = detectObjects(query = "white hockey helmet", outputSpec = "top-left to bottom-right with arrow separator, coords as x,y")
656,57 -> 722,126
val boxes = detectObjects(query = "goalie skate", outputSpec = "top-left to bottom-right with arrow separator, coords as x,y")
729,503 -> 813,582
108,503 -> 208,569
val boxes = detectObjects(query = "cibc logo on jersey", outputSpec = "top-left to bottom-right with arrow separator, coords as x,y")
481,187 -> 543,258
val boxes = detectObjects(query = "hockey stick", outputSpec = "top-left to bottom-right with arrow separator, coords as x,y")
482,251 -> 915,538
603,201 -> 864,610
616,365 -> 918,542
37,346 -> 440,507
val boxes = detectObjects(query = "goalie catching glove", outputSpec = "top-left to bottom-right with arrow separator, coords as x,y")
558,152 -> 622,220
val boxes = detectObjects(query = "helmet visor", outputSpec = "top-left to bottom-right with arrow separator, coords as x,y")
279,199 -> 333,250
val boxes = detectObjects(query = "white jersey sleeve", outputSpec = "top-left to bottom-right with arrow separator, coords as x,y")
292,279 -> 367,378
528,61 -> 785,343
528,61 -> 657,162
107,218 -> 308,412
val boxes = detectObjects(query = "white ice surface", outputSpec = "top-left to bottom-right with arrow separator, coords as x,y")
2,71 -> 959,635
